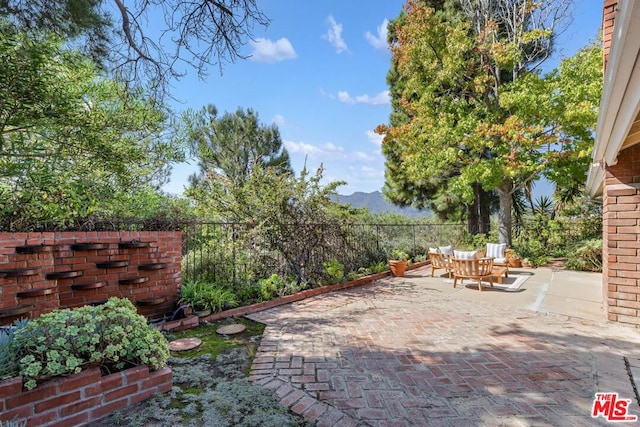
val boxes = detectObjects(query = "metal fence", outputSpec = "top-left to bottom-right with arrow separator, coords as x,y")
181,222 -> 468,286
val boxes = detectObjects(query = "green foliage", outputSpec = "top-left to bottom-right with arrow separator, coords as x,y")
0,21 -> 184,229
380,2 -> 602,245
322,259 -> 345,284
390,249 -> 409,261
565,239 -> 603,272
0,318 -> 29,380
186,105 -> 292,190
179,281 -> 237,313
257,274 -> 305,301
13,298 -> 169,390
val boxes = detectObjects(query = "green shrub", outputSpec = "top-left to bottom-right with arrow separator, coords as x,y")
0,318 -> 29,380
565,239 -> 602,272
13,297 -> 169,390
180,281 -> 238,313
258,274 -> 305,301
322,258 -> 344,284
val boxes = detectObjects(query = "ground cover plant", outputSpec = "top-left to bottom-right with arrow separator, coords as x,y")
95,317 -> 311,427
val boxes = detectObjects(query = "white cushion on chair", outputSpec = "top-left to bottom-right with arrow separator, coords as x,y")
429,247 -> 439,253
453,250 -> 478,259
486,243 -> 506,258
439,245 -> 453,255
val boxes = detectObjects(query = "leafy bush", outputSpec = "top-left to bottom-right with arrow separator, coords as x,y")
0,318 -> 29,380
258,274 -> 305,301
565,239 -> 602,272
179,281 -> 238,312
13,298 -> 169,390
322,259 -> 344,284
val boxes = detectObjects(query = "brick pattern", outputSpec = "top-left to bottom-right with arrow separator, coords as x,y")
604,143 -> 640,326
248,276 -> 640,426
0,365 -> 172,427
0,231 -> 182,325
603,0 -> 618,72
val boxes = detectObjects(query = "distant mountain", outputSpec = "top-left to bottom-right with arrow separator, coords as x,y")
334,191 -> 430,218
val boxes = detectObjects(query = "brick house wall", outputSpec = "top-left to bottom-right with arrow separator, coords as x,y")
603,143 -> 640,326
599,0 -> 640,327
0,231 -> 182,325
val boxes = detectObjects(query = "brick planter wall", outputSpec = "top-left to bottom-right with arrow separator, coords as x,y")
0,231 -> 182,325
0,365 -> 172,427
603,143 -> 640,326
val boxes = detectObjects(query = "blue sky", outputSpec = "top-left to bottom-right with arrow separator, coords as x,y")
163,0 -> 602,197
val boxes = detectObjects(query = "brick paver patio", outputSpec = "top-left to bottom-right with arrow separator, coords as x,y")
248,266 -> 640,426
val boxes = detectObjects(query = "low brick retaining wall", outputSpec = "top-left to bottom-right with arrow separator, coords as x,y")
0,365 -> 172,427
200,260 -> 430,322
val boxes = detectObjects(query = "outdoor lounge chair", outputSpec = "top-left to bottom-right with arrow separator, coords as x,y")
451,256 -> 494,291
428,251 -> 452,278
485,243 -> 509,274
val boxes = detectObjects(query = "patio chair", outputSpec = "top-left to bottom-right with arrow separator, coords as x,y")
451,256 -> 494,291
428,251 -> 452,278
485,243 -> 509,274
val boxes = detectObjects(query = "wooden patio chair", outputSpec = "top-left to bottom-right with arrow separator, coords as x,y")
451,257 -> 494,291
429,251 -> 452,278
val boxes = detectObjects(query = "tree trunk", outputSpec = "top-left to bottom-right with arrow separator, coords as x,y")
497,181 -> 513,246
467,183 -> 491,235
479,186 -> 491,235
467,187 -> 480,235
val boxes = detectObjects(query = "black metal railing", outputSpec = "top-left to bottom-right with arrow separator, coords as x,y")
180,222 -> 468,286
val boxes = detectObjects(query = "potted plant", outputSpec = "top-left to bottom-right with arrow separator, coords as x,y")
522,258 -> 532,268
179,280 -> 213,317
388,249 -> 410,277
506,249 -> 522,268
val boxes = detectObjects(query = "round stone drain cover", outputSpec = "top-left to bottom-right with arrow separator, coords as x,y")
216,324 -> 246,335
169,337 -> 202,351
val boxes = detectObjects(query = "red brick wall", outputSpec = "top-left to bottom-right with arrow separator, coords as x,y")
603,0 -> 618,71
603,143 -> 640,326
0,365 -> 172,427
0,231 -> 182,325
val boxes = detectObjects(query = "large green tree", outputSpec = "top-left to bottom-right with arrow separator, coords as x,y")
379,0 -> 601,245
185,105 -> 292,217
0,21 -> 183,228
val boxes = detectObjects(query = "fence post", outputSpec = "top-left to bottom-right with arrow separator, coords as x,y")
412,224 -> 416,256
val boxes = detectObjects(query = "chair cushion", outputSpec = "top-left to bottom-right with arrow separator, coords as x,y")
453,250 -> 478,259
493,257 -> 507,264
486,243 -> 507,259
439,245 -> 453,255
429,247 -> 439,253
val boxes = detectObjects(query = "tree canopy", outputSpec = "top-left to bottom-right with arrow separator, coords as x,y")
0,20 -> 184,228
1,0 -> 269,99
378,0 -> 601,245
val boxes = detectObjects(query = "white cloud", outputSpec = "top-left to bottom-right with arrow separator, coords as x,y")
322,142 -> 345,153
366,130 -> 384,146
355,151 -> 376,162
365,19 -> 390,51
249,38 -> 297,63
337,90 -> 390,106
272,114 -> 285,127
285,140 -> 321,155
323,15 -> 349,54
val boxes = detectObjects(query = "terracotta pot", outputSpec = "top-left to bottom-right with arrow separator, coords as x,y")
508,257 -> 522,268
388,260 -> 407,277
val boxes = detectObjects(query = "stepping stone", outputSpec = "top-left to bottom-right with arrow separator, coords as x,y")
169,337 -> 202,351
216,324 -> 246,335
